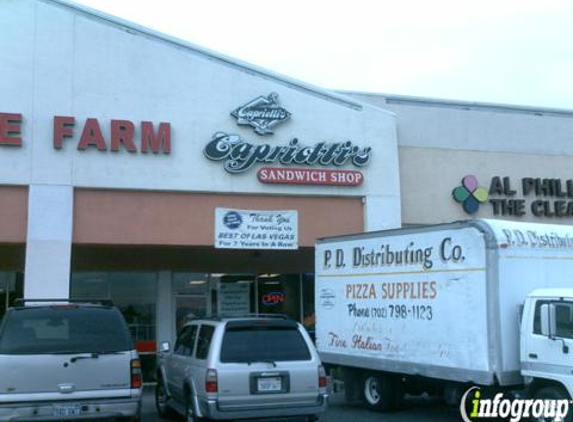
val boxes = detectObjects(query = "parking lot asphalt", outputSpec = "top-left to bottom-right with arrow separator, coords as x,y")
141,386 -> 460,422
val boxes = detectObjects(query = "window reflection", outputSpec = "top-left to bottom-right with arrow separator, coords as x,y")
71,272 -> 157,343
71,272 -> 157,382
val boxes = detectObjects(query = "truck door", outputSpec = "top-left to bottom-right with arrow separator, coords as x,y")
524,299 -> 573,376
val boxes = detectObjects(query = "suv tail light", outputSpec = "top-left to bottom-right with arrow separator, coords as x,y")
205,369 -> 218,393
318,365 -> 327,389
131,359 -> 142,389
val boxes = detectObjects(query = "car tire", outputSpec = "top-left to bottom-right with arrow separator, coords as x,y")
362,373 -> 398,412
155,381 -> 176,419
185,395 -> 210,422
533,386 -> 572,422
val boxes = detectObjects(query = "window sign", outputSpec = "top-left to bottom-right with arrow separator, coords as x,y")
218,283 -> 250,316
214,208 -> 298,250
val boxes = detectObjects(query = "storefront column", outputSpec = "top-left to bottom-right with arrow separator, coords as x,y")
156,271 -> 174,346
24,184 -> 73,299
364,194 -> 401,231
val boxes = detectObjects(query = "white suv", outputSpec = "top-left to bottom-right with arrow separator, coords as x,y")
155,315 -> 328,421
0,299 -> 142,421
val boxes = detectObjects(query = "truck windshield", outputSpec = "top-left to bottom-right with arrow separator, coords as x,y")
0,307 -> 133,355
220,325 -> 311,363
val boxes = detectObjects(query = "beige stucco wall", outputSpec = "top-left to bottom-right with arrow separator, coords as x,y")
0,186 -> 28,242
73,189 -> 364,247
400,146 -> 573,225
347,92 -> 573,226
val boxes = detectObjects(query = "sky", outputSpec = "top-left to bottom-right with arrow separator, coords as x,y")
70,0 -> 573,110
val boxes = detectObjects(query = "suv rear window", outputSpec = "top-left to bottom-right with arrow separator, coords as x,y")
220,322 -> 311,363
0,306 -> 133,355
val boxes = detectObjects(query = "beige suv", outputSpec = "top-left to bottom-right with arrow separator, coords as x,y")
155,316 -> 328,421
0,299 -> 142,421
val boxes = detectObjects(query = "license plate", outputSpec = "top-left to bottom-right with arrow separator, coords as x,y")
257,376 -> 282,392
54,405 -> 81,417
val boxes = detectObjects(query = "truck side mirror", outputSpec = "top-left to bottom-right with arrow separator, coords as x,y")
540,304 -> 557,338
160,341 -> 171,353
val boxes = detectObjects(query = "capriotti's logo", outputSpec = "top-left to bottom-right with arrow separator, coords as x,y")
231,92 -> 291,135
452,175 -> 489,214
203,132 -> 371,174
206,93 -> 372,187
460,387 -> 571,422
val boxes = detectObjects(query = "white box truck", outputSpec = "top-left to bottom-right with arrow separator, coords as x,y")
315,219 -> 573,414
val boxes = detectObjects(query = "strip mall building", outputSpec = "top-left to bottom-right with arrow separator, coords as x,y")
2,0 -> 573,378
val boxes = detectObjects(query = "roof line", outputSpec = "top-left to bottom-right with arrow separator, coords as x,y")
342,90 -> 573,117
40,0 -> 364,111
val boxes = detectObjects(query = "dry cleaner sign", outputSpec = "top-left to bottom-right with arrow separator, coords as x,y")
214,208 -> 298,250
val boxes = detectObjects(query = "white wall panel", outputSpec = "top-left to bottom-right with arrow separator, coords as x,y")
24,184 -> 73,298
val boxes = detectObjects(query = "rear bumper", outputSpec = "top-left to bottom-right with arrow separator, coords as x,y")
198,393 -> 328,420
0,397 -> 141,421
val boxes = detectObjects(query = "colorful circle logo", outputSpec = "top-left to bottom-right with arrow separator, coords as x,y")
452,175 -> 488,214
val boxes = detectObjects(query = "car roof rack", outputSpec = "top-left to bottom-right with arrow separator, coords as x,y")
13,298 -> 114,307
184,313 -> 290,322
224,313 -> 289,320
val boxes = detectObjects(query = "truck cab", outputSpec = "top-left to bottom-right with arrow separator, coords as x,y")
521,288 -> 573,401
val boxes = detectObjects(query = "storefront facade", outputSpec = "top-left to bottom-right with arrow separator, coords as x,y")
0,0 -> 401,378
350,93 -> 573,227
4,0 -> 573,381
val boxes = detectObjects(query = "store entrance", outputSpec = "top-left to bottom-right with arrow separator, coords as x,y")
214,273 -> 315,336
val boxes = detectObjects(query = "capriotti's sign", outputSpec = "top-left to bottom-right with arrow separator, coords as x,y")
204,132 -> 371,173
231,92 -> 291,135
204,92 -> 373,187
258,167 -> 364,186
203,132 -> 371,186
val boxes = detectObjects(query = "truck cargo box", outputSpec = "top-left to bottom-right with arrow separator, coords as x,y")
315,219 -> 573,386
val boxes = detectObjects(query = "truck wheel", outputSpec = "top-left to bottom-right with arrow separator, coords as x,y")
362,374 -> 397,411
533,387 -> 572,422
